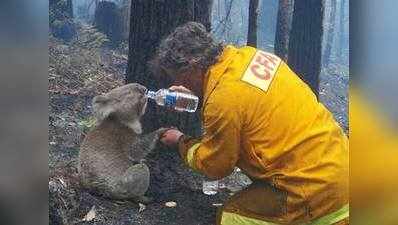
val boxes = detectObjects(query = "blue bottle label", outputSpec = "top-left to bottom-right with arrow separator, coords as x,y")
165,93 -> 177,107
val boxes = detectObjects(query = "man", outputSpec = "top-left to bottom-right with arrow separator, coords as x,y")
151,22 -> 349,225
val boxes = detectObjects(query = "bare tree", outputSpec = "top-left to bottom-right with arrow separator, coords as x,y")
323,0 -> 337,67
247,0 -> 259,47
212,0 -> 234,36
94,1 -> 123,45
257,0 -> 278,50
67,0 -> 73,18
288,0 -> 324,96
49,0 -> 76,41
126,0 -> 212,134
87,0 -> 99,14
120,0 -> 131,40
274,0 -> 293,61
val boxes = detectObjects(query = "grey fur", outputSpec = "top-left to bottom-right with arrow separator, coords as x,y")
78,83 -> 165,203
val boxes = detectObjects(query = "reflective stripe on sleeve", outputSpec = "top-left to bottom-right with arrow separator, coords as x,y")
220,204 -> 349,225
221,212 -> 278,225
186,143 -> 201,170
308,204 -> 349,225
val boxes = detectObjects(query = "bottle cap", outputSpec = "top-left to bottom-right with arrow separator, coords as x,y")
146,90 -> 155,99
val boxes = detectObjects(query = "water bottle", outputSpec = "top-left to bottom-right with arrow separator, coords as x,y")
146,88 -> 199,113
202,180 -> 219,195
202,168 -> 252,195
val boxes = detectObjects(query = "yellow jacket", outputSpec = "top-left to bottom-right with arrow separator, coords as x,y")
178,45 -> 349,222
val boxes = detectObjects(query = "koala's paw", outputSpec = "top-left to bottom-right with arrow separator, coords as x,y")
155,128 -> 171,138
134,195 -> 153,204
121,164 -> 150,197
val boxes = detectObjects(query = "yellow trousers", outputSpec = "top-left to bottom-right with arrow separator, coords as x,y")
216,181 -> 349,225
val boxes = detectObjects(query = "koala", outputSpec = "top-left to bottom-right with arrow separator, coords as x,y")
78,83 -> 165,203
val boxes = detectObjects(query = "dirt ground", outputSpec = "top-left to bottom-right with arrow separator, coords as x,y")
49,151 -> 232,225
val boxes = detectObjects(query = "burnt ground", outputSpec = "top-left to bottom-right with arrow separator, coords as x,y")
49,159 -> 231,225
49,25 -> 348,225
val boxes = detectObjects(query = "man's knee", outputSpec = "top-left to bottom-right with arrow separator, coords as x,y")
217,210 -> 280,225
217,181 -> 287,224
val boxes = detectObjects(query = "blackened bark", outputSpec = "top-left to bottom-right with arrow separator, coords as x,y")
126,0 -> 212,135
49,0 -> 74,22
288,0 -> 324,96
323,0 -> 337,67
120,0 -> 131,40
49,0 -> 76,41
67,0 -> 73,18
274,0 -> 293,61
247,0 -> 259,47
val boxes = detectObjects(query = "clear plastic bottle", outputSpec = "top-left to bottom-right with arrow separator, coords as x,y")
146,89 -> 199,113
202,180 -> 219,195
202,168 -> 252,195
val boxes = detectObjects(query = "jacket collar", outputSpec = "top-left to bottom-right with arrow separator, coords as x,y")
201,45 -> 238,112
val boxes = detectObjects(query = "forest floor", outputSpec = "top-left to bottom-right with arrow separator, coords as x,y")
49,25 -> 348,225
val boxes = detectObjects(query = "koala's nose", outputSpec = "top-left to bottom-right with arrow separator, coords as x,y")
139,86 -> 147,94
134,85 -> 147,94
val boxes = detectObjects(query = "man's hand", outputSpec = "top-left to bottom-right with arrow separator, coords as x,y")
160,128 -> 184,147
169,85 -> 193,94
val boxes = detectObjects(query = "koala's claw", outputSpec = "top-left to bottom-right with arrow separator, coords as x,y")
134,195 -> 153,204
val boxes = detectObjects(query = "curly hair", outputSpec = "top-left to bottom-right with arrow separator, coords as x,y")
149,22 -> 224,81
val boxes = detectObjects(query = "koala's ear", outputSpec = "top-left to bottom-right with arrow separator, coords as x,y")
128,120 -> 142,134
92,95 -> 113,122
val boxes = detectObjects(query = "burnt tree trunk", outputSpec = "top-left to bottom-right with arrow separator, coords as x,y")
274,0 -> 293,61
49,0 -> 76,41
247,0 -> 259,47
126,0 -> 212,135
87,0 -> 99,15
120,0 -> 131,40
94,1 -> 123,45
288,0 -> 324,96
67,0 -> 73,18
323,0 -> 337,67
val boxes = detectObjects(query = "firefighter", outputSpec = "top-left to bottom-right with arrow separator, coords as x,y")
151,22 -> 349,225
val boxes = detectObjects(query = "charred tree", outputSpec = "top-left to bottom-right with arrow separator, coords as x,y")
323,0 -> 337,67
49,0 -> 76,41
274,0 -> 293,61
67,0 -> 73,18
86,0 -> 100,17
120,0 -> 131,40
288,0 -> 324,96
247,0 -> 259,47
94,1 -> 123,45
126,0 -> 212,135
